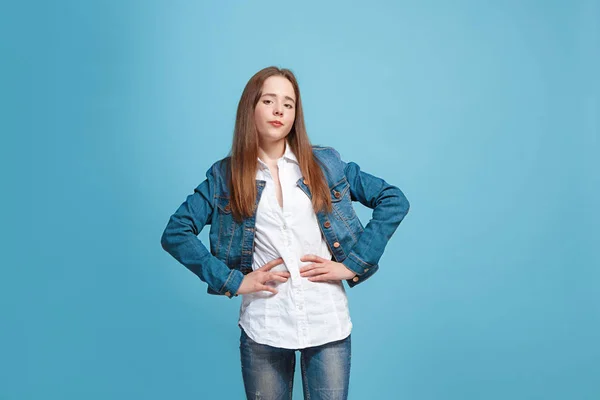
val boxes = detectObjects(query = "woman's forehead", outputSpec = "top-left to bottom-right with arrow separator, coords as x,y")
262,76 -> 295,99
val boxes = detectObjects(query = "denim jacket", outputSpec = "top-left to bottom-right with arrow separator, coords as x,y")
160,146 -> 410,299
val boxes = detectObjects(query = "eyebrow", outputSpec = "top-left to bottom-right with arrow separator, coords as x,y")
261,93 -> 296,104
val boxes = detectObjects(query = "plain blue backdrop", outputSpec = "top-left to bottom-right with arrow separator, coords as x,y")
1,1 -> 598,399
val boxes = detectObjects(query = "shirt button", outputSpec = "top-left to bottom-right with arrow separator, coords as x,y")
352,276 -> 359,282
333,242 -> 340,248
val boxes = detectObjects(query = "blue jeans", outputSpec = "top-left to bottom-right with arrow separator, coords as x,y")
239,326 -> 351,400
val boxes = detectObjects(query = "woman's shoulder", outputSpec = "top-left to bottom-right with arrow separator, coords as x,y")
310,145 -> 347,179
203,155 -> 231,180
311,144 -> 342,160
312,145 -> 342,163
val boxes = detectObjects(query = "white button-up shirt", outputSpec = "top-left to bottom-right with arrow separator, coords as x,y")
237,141 -> 353,349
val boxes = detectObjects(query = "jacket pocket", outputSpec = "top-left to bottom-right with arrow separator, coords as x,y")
214,196 -> 236,262
217,196 -> 232,214
330,177 -> 358,221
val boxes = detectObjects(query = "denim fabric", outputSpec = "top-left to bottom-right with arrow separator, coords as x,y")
160,146 -> 410,298
239,326 -> 351,400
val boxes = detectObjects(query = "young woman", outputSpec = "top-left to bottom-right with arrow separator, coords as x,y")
160,66 -> 410,400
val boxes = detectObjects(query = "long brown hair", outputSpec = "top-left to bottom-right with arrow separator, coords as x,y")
227,66 -> 332,222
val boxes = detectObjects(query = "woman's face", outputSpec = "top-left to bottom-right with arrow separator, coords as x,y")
254,75 -> 296,144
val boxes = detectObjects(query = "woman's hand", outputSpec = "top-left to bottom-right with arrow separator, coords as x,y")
236,257 -> 290,295
299,254 -> 356,282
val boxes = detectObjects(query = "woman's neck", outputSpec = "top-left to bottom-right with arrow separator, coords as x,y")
258,139 -> 286,165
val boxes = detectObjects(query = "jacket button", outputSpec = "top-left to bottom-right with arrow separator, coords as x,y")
333,190 -> 341,198
224,203 -> 231,211
225,291 -> 231,297
364,268 -> 369,272
352,276 -> 359,282
333,242 -> 340,248
324,221 -> 331,228
303,179 -> 308,184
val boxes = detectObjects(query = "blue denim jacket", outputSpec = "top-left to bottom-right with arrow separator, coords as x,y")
160,146 -> 410,299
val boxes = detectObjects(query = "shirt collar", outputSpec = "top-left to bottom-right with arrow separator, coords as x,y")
282,140 -> 298,164
257,140 -> 298,169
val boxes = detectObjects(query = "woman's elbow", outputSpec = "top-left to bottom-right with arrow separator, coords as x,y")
392,186 -> 410,221
160,228 -> 172,252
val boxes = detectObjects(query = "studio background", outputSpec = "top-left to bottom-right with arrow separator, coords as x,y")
1,1 -> 598,399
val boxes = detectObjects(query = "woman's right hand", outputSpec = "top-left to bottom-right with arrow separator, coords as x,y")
235,257 -> 290,295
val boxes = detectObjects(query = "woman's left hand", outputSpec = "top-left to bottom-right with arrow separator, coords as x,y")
299,254 -> 356,282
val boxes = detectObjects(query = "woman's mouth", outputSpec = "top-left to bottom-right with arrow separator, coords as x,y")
268,121 -> 283,127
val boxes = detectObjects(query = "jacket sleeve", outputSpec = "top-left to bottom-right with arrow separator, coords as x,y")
332,149 -> 410,287
160,165 -> 244,299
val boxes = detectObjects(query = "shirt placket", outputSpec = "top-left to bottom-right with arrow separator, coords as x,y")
276,158 -> 310,347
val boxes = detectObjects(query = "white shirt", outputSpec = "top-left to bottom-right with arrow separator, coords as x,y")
237,141 -> 353,349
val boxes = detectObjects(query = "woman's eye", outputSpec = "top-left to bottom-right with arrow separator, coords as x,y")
262,99 -> 293,109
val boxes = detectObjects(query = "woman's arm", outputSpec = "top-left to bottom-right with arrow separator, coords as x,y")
335,149 -> 410,285
160,165 -> 244,299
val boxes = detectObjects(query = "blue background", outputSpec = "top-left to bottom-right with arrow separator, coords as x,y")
1,1 -> 598,399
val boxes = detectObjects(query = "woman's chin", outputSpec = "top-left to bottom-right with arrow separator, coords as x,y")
259,132 -> 289,143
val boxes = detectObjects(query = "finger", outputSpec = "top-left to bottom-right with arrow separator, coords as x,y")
301,254 -> 327,263
308,273 -> 332,282
271,271 -> 291,278
301,267 -> 327,277
299,263 -> 317,273
257,284 -> 277,294
266,273 -> 288,283
260,257 -> 285,271
300,254 -> 317,262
